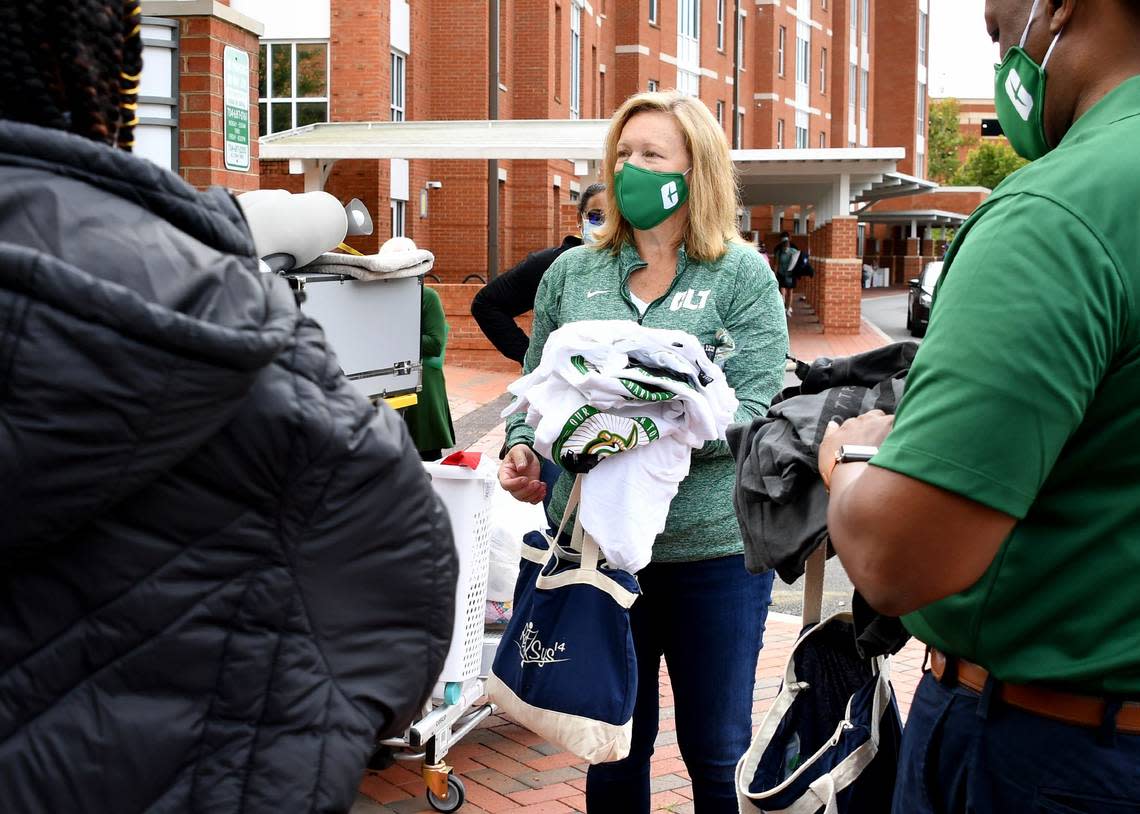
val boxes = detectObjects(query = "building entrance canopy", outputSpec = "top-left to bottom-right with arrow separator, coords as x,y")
259,119 -> 935,222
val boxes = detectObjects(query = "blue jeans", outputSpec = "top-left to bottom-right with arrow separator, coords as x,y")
586,555 -> 775,814
893,672 -> 1140,813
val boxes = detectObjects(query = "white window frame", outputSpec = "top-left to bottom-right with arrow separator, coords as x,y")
648,78 -> 659,92
390,50 -> 405,122
570,3 -> 582,119
259,40 -> 330,136
390,199 -> 406,238
776,118 -> 785,149
649,0 -> 659,24
736,10 -> 744,63
777,26 -> 786,77
736,108 -> 744,143
820,47 -> 827,93
716,99 -> 725,126
795,110 -> 809,149
819,131 -> 826,148
796,30 -> 810,87
716,0 -> 725,50
918,10 -> 928,68
861,0 -> 869,36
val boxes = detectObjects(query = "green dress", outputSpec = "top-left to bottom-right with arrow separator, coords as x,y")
402,286 -> 455,455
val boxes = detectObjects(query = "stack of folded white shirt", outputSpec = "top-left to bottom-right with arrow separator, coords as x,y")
502,320 -> 738,572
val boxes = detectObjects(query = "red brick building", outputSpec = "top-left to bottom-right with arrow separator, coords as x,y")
139,0 -> 932,344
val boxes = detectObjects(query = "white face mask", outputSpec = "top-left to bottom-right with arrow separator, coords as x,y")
581,220 -> 600,244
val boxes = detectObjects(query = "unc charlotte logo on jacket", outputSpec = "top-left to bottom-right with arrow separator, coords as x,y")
670,288 -> 711,312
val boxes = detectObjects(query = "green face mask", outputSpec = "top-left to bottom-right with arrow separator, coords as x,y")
993,0 -> 1064,162
614,163 -> 690,230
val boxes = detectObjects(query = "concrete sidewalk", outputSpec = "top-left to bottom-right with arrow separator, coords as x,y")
355,303 -> 919,813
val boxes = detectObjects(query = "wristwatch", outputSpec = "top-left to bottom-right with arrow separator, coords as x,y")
823,444 -> 879,491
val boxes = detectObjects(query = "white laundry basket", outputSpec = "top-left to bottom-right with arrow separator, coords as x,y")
424,461 -> 496,685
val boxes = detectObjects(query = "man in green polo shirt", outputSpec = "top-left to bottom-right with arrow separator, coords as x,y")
817,0 -> 1140,810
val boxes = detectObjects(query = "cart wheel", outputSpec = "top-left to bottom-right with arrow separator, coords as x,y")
426,775 -> 465,812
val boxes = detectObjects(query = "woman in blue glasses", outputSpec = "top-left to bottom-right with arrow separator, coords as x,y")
472,182 -> 608,367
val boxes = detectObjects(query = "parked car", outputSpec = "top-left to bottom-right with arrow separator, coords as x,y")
907,260 -> 944,337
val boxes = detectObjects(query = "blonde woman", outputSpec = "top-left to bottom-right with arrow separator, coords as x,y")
499,91 -> 789,812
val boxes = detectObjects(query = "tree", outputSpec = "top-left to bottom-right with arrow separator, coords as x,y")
927,98 -> 973,184
953,141 -> 1029,190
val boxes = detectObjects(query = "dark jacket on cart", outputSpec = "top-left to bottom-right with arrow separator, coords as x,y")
471,235 -> 582,364
0,121 -> 458,814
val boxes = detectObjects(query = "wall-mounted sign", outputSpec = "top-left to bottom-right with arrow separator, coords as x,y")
223,46 -> 251,171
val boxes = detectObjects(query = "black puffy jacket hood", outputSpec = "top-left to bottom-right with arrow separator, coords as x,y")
0,121 -> 457,814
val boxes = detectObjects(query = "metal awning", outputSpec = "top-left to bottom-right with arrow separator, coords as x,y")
853,171 -> 937,204
857,209 -> 968,227
259,119 -> 612,161
259,120 -> 933,225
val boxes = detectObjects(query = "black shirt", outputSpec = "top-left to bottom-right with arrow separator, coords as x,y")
471,234 -> 583,364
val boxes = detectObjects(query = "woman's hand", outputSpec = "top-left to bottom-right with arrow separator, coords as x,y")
817,410 -> 895,489
499,444 -> 547,504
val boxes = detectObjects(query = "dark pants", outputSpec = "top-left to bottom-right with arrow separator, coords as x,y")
586,555 -> 775,814
893,672 -> 1140,813
539,456 -> 562,517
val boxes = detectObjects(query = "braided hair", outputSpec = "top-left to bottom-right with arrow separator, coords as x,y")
0,0 -> 144,150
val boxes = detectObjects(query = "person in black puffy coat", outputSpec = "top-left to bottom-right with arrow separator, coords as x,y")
0,3 -> 457,812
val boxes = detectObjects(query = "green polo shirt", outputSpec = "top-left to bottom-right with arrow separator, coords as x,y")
873,75 -> 1140,694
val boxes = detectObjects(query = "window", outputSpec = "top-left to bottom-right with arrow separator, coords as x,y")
648,79 -> 659,92
258,41 -> 329,136
917,82 -> 927,129
820,47 -> 827,93
795,111 -> 809,148
570,3 -> 581,119
916,151 -> 925,178
821,0 -> 827,7
649,0 -> 658,24
777,26 -> 786,76
795,31 -> 810,87
848,63 -> 857,123
861,0 -> 869,36
555,5 -> 563,101
819,131 -> 826,148
679,0 -> 700,39
918,10 -> 928,68
716,0 -> 725,50
716,100 -> 725,126
736,12 -> 744,63
776,118 -> 785,149
390,199 -> 406,238
849,0 -> 857,33
390,51 -> 405,121
736,108 -> 744,146
860,68 -> 868,114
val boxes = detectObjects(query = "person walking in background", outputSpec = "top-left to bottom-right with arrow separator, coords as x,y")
817,0 -> 1140,810
404,283 -> 456,461
0,4 -> 457,811
498,90 -> 788,813
774,231 -> 798,317
471,182 -> 609,366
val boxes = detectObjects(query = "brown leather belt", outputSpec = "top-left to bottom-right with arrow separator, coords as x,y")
928,648 -> 1140,734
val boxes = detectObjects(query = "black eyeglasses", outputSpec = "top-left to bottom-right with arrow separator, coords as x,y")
585,210 -> 605,226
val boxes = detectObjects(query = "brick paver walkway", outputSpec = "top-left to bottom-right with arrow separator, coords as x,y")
359,302 -> 916,813
357,618 -> 926,813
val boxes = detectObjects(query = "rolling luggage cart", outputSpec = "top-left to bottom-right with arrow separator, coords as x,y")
371,459 -> 500,812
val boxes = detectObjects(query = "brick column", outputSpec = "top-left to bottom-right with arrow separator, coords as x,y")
817,216 -> 861,334
902,236 -> 922,286
144,2 -> 263,191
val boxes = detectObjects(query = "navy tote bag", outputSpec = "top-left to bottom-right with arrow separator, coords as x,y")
485,476 -> 640,764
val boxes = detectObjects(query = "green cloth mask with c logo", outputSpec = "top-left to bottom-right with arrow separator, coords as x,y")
993,0 -> 1065,162
615,163 -> 690,230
